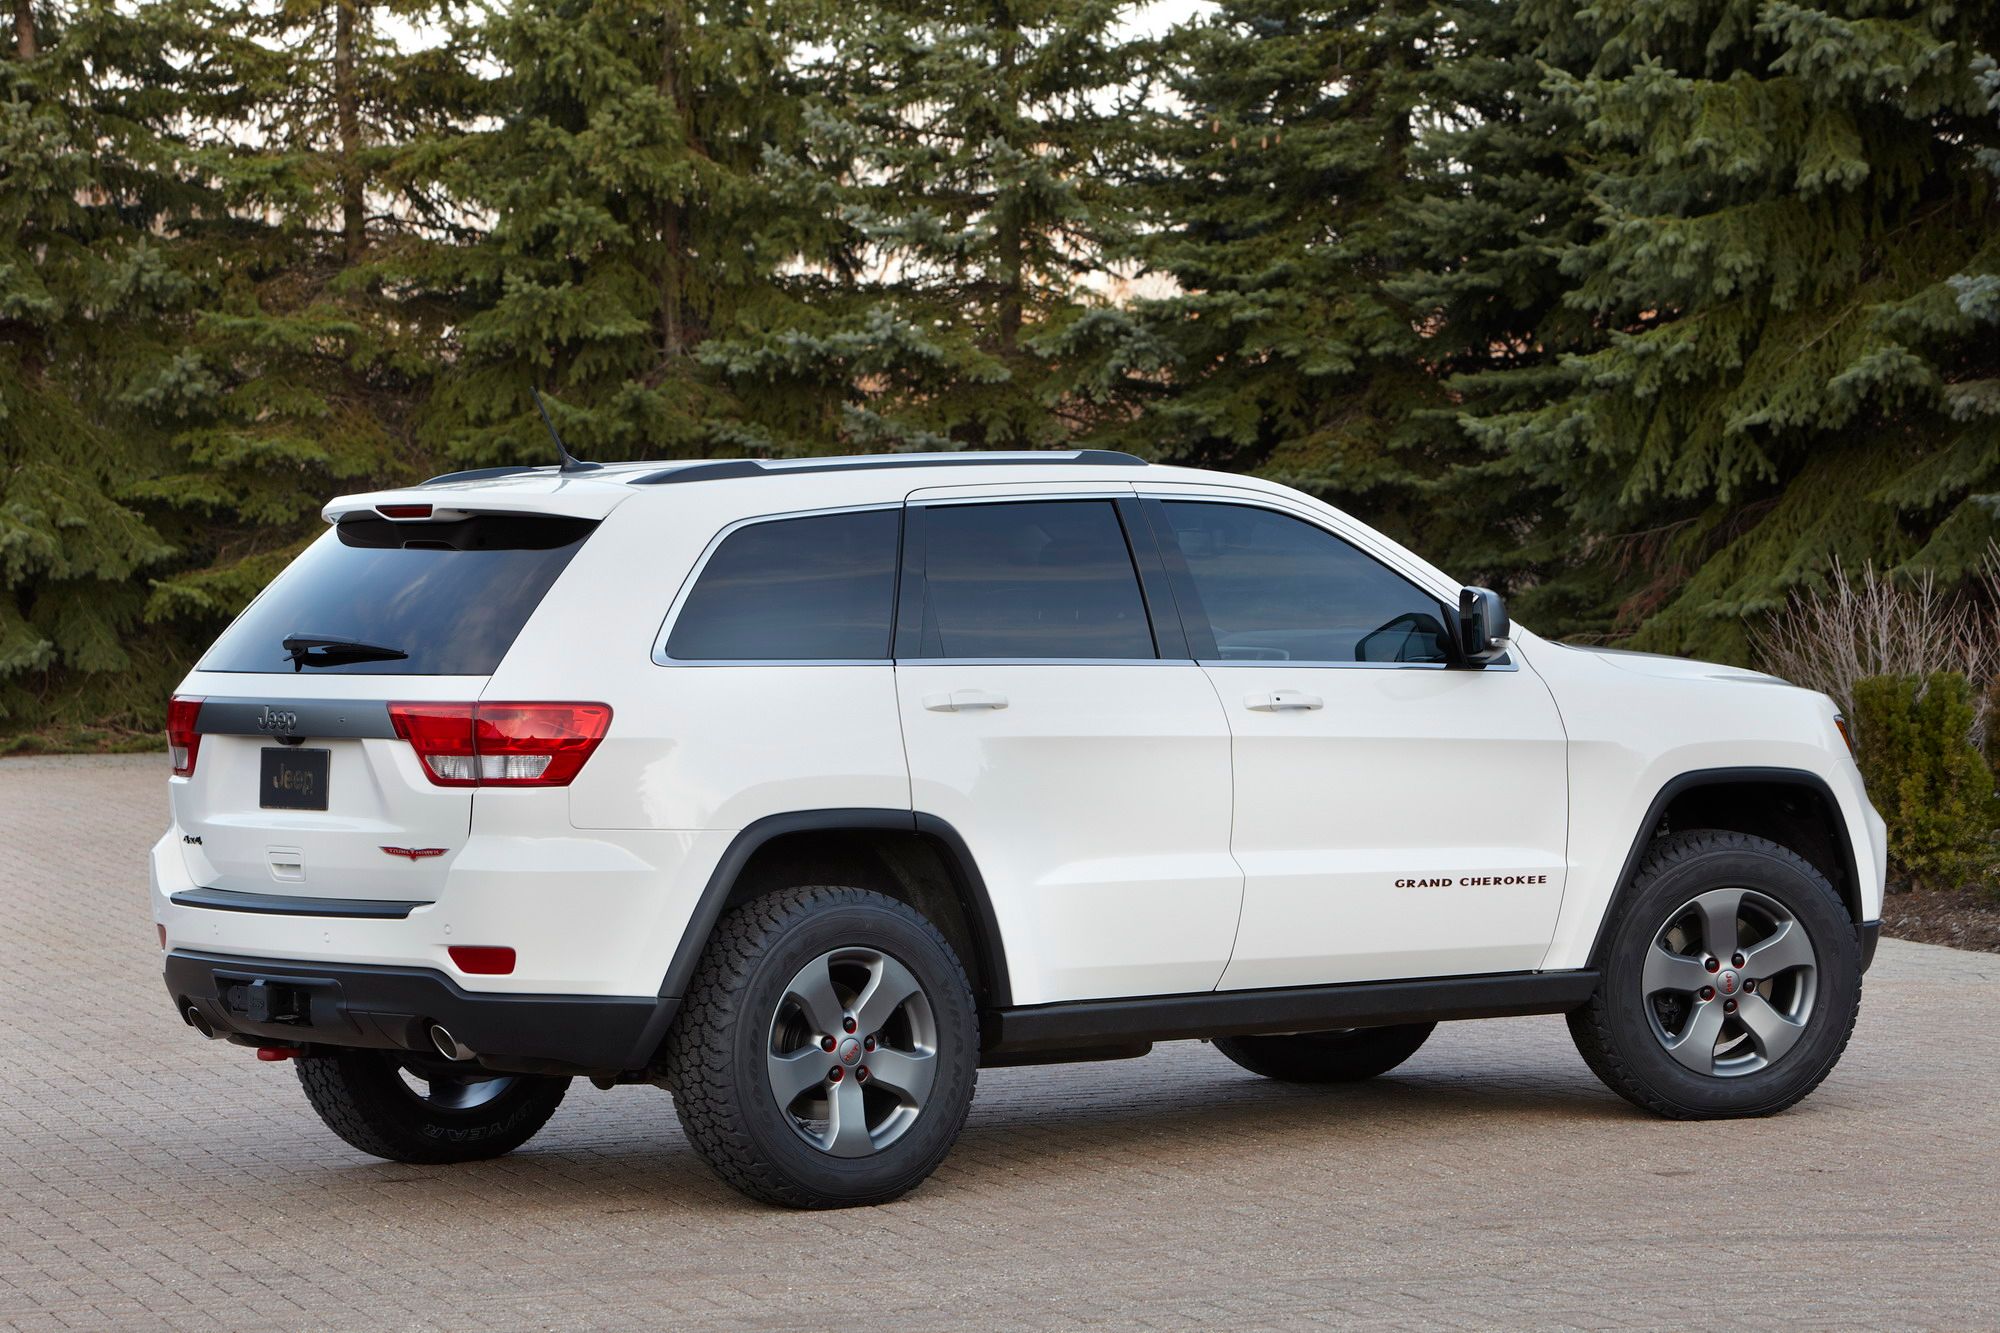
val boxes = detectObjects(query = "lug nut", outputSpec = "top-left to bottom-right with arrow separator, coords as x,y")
828,1066 -> 844,1083
1724,999 -> 1738,1014
1743,979 -> 1756,994
842,1015 -> 857,1034
1699,986 -> 1715,1001
821,1036 -> 836,1052
863,1036 -> 877,1052
1731,952 -> 1745,968
856,1066 -> 870,1083
1704,957 -> 1720,973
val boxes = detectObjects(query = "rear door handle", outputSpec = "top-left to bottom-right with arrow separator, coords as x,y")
1245,689 -> 1323,712
923,689 -> 1010,713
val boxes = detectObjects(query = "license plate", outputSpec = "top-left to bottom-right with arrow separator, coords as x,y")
260,747 -> 330,811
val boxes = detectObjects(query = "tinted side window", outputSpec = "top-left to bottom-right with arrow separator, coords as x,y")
1162,502 -> 1452,664
914,501 -> 1156,659
667,509 -> 899,660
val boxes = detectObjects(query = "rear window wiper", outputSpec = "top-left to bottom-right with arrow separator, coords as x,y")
281,634 -> 410,672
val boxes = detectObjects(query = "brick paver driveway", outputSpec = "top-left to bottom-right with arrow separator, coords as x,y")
3,755 -> 1995,1330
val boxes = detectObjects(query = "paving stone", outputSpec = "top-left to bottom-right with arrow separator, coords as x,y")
0,755 -> 1994,1330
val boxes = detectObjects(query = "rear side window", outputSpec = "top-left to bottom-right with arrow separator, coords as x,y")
666,509 -> 900,661
1162,501 -> 1452,664
912,501 -> 1156,660
200,514 -> 597,675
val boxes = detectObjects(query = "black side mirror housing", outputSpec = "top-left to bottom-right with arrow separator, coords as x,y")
1458,586 -> 1511,664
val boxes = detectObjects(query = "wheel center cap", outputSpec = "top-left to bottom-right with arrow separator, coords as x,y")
837,1037 -> 863,1065
1718,969 -> 1740,996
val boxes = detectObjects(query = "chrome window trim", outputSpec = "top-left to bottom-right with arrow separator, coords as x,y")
1195,656 -> 1519,673
652,502 -> 903,667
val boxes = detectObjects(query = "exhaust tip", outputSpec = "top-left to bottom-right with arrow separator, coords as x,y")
429,1023 -> 476,1062
183,1004 -> 215,1038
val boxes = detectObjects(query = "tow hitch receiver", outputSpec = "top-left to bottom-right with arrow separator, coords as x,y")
221,977 -> 309,1026
255,1046 -> 302,1062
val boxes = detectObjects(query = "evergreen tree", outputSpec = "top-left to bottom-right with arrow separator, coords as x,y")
422,0 -> 844,465
0,1 -> 225,732
141,0 -> 480,628
1472,0 -> 2000,660
1117,0 -> 1449,533
720,0 -> 1146,451
1386,0 -> 1613,626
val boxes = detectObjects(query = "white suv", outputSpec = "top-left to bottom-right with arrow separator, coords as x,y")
154,450 -> 1886,1207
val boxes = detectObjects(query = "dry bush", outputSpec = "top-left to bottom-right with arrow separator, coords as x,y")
1750,556 -> 2000,728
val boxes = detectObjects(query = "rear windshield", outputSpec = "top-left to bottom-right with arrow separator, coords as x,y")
199,514 -> 597,675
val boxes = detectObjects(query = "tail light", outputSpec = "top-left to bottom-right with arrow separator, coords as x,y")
388,702 -> 611,787
167,695 -> 204,777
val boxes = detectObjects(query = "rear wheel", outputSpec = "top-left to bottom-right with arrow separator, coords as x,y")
1569,830 -> 1861,1118
663,886 -> 979,1208
1213,1023 -> 1435,1083
295,1048 -> 570,1164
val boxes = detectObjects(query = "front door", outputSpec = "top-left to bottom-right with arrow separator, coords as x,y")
1145,496 -> 1570,989
893,495 -> 1241,1006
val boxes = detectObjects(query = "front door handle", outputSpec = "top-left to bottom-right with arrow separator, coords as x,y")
923,689 -> 1010,713
1245,689 -> 1323,712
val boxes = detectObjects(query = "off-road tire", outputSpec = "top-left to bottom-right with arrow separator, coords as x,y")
295,1048 -> 570,1164
662,886 -> 979,1209
1569,830 -> 1861,1119
1213,1023 -> 1436,1083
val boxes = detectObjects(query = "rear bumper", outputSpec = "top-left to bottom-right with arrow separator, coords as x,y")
164,949 -> 678,1076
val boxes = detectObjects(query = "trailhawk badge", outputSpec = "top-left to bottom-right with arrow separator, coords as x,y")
380,846 -> 448,861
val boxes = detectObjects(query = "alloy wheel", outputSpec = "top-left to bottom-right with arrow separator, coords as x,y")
1642,886 -> 1819,1077
766,946 -> 938,1157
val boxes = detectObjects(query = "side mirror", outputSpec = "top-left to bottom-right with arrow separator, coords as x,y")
1458,586 -> 1510,664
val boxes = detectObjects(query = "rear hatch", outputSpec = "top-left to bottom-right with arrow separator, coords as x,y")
170,506 -> 600,903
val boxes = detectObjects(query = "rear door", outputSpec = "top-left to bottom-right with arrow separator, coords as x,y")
171,510 -> 597,903
892,494 -> 1240,1005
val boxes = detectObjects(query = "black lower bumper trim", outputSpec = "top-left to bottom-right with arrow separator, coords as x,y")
164,950 -> 677,1076
1859,920 -> 1880,973
983,969 -> 1602,1059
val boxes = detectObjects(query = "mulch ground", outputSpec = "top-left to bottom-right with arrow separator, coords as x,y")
1880,885 -> 2000,954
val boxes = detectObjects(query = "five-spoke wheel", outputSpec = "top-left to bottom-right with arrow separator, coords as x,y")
1569,830 -> 1862,1119
767,947 -> 939,1157
1642,886 -> 1818,1077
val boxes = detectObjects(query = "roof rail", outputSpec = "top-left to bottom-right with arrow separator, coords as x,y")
631,449 -> 1148,486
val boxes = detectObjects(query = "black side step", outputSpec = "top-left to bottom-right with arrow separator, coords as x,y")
983,970 -> 1601,1059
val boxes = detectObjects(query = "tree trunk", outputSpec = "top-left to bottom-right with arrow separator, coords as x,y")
658,3 -> 687,358
14,0 -> 35,59
994,5 -> 1022,355
334,0 -> 367,264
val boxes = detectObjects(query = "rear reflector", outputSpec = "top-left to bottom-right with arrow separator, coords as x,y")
167,695 -> 204,777
376,503 -> 434,519
388,702 -> 611,787
449,945 -> 516,975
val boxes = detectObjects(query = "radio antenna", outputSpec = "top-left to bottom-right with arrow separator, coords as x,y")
531,388 -> 593,474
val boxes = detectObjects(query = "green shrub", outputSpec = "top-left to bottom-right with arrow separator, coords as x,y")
1852,673 -> 2000,891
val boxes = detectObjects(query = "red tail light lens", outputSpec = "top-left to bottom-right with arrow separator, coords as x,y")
389,702 -> 610,787
167,695 -> 204,777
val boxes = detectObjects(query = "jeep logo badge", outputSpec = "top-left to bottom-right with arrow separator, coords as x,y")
256,705 -> 300,733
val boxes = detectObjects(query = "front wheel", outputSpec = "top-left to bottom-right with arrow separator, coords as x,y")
1569,830 -> 1861,1118
294,1048 -> 570,1163
1213,1023 -> 1435,1083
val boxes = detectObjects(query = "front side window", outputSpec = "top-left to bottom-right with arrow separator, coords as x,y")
1162,501 -> 1452,664
667,509 -> 900,661
912,500 -> 1156,660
